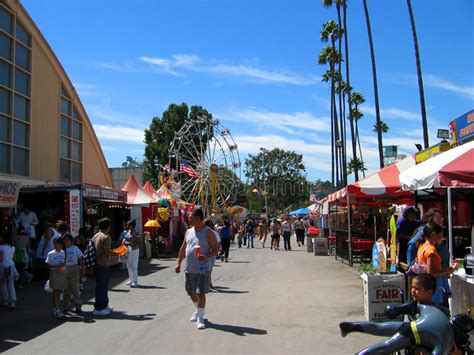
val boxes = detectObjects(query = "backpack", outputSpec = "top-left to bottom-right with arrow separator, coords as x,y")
83,239 -> 97,270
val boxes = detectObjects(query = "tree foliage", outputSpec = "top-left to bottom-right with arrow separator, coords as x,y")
121,156 -> 142,168
143,103 -> 212,182
244,148 -> 310,213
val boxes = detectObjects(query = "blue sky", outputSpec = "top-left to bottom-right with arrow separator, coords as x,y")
23,0 -> 473,182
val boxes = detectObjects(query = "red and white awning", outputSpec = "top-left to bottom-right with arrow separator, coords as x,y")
122,176 -> 156,205
400,141 -> 474,190
327,155 -> 416,203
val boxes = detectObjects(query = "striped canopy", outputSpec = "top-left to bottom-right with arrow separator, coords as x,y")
328,155 -> 416,204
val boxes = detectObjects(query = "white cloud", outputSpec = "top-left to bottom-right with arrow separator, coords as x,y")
424,74 -> 474,100
93,124 -> 145,143
139,56 -> 182,77
220,107 -> 331,133
362,105 -> 421,121
136,54 -> 320,86
91,61 -> 139,73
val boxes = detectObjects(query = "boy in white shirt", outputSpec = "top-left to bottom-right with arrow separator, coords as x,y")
46,238 -> 66,319
63,233 -> 84,313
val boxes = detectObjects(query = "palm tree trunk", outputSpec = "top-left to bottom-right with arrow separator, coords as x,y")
363,0 -> 384,169
336,4 -> 347,186
343,1 -> 358,181
330,73 -> 335,191
355,119 -> 365,178
407,0 -> 429,149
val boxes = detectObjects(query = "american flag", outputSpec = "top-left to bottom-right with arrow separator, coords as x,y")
309,194 -> 318,202
179,158 -> 199,179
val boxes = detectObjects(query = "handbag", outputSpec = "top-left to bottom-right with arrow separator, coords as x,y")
408,245 -> 430,274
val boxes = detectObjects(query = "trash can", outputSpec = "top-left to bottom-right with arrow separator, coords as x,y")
306,235 -> 313,253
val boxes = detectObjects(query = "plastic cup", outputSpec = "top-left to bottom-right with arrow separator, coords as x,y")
194,245 -> 201,257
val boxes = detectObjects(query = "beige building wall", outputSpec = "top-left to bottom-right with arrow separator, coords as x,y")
2,0 -> 114,187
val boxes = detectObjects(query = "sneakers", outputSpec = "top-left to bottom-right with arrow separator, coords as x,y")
130,283 -> 138,288
190,311 -> 198,322
126,280 -> 131,285
196,317 -> 205,329
53,308 -> 64,319
9,301 -> 15,310
106,306 -> 114,312
93,308 -> 112,316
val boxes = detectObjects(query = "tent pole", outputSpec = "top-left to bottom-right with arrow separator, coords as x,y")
447,187 -> 453,263
348,193 -> 352,267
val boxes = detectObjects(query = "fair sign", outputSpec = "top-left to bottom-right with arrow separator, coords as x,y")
0,179 -> 21,208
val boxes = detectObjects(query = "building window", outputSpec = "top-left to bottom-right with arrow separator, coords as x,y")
0,5 -> 31,176
0,143 -> 10,173
59,86 -> 82,183
0,7 -> 12,34
0,60 -> 11,87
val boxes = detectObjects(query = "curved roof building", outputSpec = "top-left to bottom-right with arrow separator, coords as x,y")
0,0 -> 113,187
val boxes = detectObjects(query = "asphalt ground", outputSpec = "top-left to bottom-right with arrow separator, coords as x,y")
1,237 -> 378,354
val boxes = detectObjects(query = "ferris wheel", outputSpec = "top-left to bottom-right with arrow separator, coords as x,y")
169,117 -> 241,215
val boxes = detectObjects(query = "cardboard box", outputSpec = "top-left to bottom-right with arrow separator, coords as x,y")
361,272 -> 406,322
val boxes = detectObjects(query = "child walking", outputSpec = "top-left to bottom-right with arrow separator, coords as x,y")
46,237 -> 66,319
0,235 -> 17,309
63,233 -> 83,313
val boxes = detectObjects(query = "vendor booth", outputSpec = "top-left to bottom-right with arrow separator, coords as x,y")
327,155 -> 416,266
121,175 -> 156,234
400,140 -> 474,316
0,178 -> 21,235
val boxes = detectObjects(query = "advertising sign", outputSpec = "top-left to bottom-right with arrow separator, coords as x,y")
0,179 -> 21,207
361,272 -> 405,322
449,109 -> 474,145
69,189 -> 81,237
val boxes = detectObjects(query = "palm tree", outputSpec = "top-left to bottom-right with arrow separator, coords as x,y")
320,20 -> 343,188
351,91 -> 365,176
347,157 -> 367,176
373,120 -> 389,133
407,0 -> 429,148
323,0 -> 359,181
362,0 -> 384,169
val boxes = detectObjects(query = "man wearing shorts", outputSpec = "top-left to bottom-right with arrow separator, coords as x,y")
175,209 -> 219,329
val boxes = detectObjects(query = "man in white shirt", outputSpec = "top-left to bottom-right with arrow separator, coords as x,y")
18,207 -> 39,239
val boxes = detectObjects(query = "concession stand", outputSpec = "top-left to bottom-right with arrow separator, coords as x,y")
400,140 -> 474,316
327,155 -> 416,267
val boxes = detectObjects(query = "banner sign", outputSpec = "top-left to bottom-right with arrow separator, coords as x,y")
69,189 -> 81,237
83,185 -> 127,202
0,179 -> 21,207
449,109 -> 474,145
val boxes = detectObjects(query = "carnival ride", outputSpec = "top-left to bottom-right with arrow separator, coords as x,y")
169,117 -> 241,215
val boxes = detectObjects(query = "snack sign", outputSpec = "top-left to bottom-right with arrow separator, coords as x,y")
0,180 -> 21,207
449,109 -> 474,145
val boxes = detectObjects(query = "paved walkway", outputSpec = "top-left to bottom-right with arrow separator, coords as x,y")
1,240 -> 378,354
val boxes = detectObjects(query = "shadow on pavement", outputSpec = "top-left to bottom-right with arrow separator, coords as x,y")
214,289 -> 249,294
88,311 -> 156,321
0,258 -> 166,352
205,321 -> 267,336
135,285 -> 166,289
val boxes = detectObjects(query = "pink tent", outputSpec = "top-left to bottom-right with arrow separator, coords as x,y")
143,181 -> 157,197
121,176 -> 156,205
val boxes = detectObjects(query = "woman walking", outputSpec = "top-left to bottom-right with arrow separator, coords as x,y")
123,220 -> 141,288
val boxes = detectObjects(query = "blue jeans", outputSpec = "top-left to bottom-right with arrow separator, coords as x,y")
94,265 -> 110,311
247,234 -> 254,248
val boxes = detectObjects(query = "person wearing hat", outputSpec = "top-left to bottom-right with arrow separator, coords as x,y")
396,206 -> 420,264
